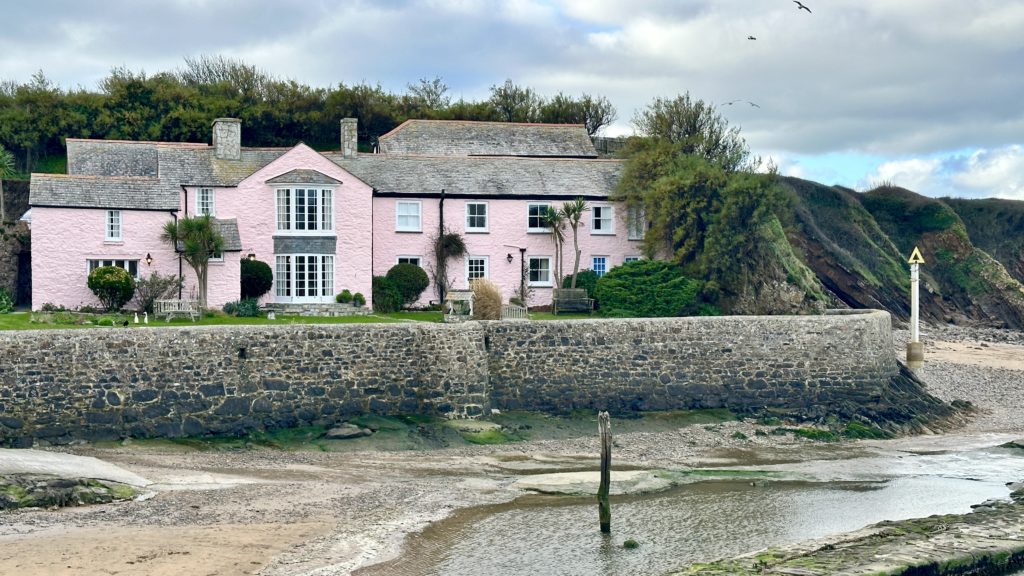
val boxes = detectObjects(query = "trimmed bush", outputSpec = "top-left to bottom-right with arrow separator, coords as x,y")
386,263 -> 430,307
372,276 -> 403,313
336,289 -> 353,303
240,259 -> 273,300
353,292 -> 366,307
563,269 -> 600,302
87,266 -> 136,312
471,278 -> 503,320
594,260 -> 700,317
223,298 -> 261,317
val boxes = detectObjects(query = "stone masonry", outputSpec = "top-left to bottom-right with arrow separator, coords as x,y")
0,311 -> 908,445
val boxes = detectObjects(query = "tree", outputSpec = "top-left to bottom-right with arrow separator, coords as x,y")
241,258 -> 273,300
539,93 -> 617,136
407,76 -> 451,110
560,197 -> 589,288
161,215 -> 224,308
594,260 -> 703,317
0,144 -> 15,222
489,79 -> 543,123
386,263 -> 430,307
540,206 -> 566,288
632,93 -> 754,172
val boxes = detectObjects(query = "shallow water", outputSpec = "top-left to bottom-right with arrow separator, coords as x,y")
360,445 -> 1024,576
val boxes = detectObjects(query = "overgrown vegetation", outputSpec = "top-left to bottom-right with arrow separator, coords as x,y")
371,276 -> 403,313
222,298 -> 261,317
0,59 -> 616,174
132,271 -> 182,313
595,259 -> 704,317
470,278 -> 503,320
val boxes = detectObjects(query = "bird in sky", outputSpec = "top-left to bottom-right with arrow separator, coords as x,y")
723,100 -> 761,108
748,35 -> 757,40
793,1 -> 812,13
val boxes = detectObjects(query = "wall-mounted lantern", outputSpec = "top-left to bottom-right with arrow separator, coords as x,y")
145,253 -> 153,266
506,253 -> 514,264
247,252 -> 256,261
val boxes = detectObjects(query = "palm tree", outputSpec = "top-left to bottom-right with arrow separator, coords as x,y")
560,197 -> 589,288
0,145 -> 16,223
541,206 -> 566,288
161,215 -> 224,308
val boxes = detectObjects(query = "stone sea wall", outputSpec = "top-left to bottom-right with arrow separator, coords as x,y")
0,311 -> 901,445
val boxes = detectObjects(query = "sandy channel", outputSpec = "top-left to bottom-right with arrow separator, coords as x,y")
1,326 -> 1022,576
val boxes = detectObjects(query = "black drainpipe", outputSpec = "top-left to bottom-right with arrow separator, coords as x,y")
177,187 -> 188,299
519,247 -> 527,300
438,188 -> 445,303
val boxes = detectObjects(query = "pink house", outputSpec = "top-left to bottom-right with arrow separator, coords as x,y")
28,118 -> 645,311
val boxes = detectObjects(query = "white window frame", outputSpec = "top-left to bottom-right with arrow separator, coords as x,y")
87,259 -> 139,279
397,256 -> 422,267
396,200 -> 422,232
592,256 -> 609,277
466,255 -> 489,282
528,256 -> 552,287
465,202 -> 489,233
591,205 -> 614,235
197,187 -> 215,216
627,205 -> 646,241
527,203 -> 551,233
624,256 -> 641,264
105,210 -> 122,242
274,254 -> 335,303
274,187 -> 336,235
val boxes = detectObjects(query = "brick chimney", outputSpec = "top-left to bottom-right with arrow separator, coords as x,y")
340,118 -> 358,159
212,118 -> 241,160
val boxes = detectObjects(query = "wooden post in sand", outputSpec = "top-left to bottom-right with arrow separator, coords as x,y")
598,411 -> 611,534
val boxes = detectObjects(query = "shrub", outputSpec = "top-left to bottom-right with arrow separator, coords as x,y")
0,288 -> 13,314
87,266 -> 136,312
372,276 -> 403,313
386,263 -> 430,307
471,278 -> 503,320
594,260 -> 700,317
223,298 -> 261,317
353,292 -> 366,307
132,271 -> 182,314
562,269 -> 599,299
240,259 -> 273,300
336,289 -> 353,303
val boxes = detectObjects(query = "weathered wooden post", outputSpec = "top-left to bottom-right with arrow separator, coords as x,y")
598,411 -> 611,534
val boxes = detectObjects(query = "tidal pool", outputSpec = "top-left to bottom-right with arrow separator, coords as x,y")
359,444 -> 1024,576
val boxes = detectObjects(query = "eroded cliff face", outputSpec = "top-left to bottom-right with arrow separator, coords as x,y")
771,178 -> 1024,329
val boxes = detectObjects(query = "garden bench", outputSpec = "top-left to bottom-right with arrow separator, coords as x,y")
552,288 -> 594,314
154,299 -> 200,322
501,303 -> 528,320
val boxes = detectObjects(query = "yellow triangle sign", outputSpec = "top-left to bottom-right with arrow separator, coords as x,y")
908,246 -> 925,265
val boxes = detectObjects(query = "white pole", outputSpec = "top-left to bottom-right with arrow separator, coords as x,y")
910,262 -> 919,343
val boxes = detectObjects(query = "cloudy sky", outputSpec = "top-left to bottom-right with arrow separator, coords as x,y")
3,0 -> 1023,199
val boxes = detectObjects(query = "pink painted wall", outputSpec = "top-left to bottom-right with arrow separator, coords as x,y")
221,143 -> 374,308
31,207 -> 181,310
371,197 -> 644,307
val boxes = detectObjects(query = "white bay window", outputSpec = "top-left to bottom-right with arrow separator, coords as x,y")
275,188 -> 334,233
275,254 -> 335,302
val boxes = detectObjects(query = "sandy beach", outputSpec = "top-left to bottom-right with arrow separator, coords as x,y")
1,325 -> 1022,576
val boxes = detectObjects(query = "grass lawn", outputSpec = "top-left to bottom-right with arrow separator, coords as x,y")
0,309 -> 604,331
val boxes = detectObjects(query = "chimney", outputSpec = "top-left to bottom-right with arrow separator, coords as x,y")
212,118 -> 241,160
340,118 -> 358,159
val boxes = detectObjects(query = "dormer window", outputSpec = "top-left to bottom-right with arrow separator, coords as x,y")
275,187 -> 334,233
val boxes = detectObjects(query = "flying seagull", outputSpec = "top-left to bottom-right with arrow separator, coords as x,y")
722,100 -> 761,108
748,35 -> 757,40
793,1 -> 811,13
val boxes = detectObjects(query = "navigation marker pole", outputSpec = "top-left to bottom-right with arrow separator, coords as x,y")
906,247 -> 925,369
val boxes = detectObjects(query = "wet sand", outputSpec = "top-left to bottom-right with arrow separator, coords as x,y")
0,325 -> 1021,576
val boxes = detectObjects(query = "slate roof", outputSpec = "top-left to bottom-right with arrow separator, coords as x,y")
29,174 -> 177,210
265,169 -> 341,185
214,218 -> 242,251
330,154 -> 622,199
377,120 -> 599,158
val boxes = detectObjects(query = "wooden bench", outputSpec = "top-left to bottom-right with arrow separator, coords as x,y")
552,288 -> 594,314
501,303 -> 528,320
154,299 -> 200,322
